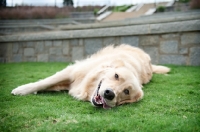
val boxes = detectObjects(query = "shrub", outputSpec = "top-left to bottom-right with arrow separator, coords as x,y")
179,0 -> 190,3
93,8 -> 99,16
157,6 -> 166,12
112,5 -> 132,12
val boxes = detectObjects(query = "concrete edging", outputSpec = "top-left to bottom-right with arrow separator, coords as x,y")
0,19 -> 199,42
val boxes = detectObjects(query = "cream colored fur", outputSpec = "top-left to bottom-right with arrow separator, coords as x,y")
11,44 -> 170,108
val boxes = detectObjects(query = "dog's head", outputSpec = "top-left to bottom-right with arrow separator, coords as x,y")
91,60 -> 143,109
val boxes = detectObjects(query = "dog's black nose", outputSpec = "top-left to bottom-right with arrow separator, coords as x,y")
104,88 -> 115,100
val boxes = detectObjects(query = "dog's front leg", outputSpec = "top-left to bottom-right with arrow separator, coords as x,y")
11,66 -> 74,95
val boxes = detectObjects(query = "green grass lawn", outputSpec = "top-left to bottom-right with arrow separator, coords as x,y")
0,63 -> 200,132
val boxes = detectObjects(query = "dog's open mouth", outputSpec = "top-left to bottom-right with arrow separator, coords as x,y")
92,94 -> 111,109
92,81 -> 111,109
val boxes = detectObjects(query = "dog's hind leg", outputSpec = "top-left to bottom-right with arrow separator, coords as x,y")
11,66 -> 74,95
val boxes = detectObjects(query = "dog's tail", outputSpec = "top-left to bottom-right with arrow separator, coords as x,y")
152,65 -> 170,74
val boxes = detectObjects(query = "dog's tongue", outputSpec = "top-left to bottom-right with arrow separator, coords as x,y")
102,99 -> 111,109
95,95 -> 111,109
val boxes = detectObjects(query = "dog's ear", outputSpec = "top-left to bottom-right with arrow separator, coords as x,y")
111,60 -> 124,68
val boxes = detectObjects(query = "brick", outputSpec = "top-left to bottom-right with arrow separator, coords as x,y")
53,40 -> 62,46
12,42 -> 22,54
120,36 -> 139,47
159,55 -> 186,65
35,41 -> 45,54
84,38 -> 103,55
62,41 -> 70,55
24,48 -> 35,56
162,33 -> 179,39
103,37 -> 116,46
18,46 -> 23,54
70,39 -> 79,45
11,54 -> 22,62
49,47 -> 62,55
6,43 -> 12,60
0,57 -> 5,63
160,40 -> 178,54
181,33 -> 200,45
24,57 -> 36,62
140,35 -> 159,46
189,47 -> 200,66
63,46 -> 69,55
143,47 -> 159,64
22,42 -> 27,48
26,42 -> 34,47
49,55 -> 71,62
62,40 -> 69,45
37,54 -> 48,62
179,47 -> 188,54
0,43 -> 7,57
72,46 -> 84,61
12,43 -> 19,54
45,41 -> 53,46
79,39 -> 83,46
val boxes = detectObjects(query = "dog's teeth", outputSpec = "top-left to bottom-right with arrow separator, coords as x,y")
94,95 -> 104,105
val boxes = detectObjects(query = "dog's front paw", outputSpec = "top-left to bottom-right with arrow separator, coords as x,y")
11,83 -> 35,95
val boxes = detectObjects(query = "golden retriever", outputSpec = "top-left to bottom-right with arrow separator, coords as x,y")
11,44 -> 170,109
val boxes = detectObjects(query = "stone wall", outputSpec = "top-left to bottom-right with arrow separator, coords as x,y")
0,11 -> 200,65
1,32 -> 200,65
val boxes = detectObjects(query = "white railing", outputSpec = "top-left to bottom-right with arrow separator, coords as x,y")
97,5 -> 110,15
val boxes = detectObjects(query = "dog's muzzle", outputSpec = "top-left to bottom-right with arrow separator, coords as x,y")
92,81 -> 114,109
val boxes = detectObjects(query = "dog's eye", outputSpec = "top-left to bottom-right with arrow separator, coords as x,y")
124,89 -> 129,95
115,73 -> 119,79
